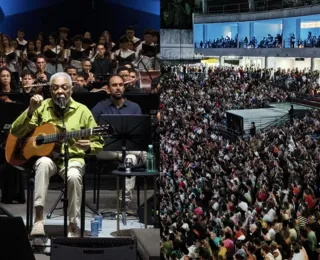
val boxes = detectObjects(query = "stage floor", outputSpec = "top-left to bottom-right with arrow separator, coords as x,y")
0,189 -> 155,260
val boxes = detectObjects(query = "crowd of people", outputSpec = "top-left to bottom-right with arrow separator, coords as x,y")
195,34 -> 283,49
159,66 -> 320,260
195,31 -> 320,49
0,26 -> 160,99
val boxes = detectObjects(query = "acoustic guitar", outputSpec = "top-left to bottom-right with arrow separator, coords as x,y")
5,123 -> 113,166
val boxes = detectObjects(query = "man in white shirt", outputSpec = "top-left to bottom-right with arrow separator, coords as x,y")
264,221 -> 276,241
291,242 -> 305,260
16,29 -> 28,51
135,30 -> 156,71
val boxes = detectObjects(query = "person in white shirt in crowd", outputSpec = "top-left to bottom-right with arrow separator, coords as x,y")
114,36 -> 136,67
135,30 -> 156,71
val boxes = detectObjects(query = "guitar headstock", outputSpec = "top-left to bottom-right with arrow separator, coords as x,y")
93,125 -> 114,136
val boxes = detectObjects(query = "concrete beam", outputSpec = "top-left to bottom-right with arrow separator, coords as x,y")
194,5 -> 320,23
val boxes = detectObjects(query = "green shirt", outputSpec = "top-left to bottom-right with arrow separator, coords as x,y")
308,230 -> 317,251
10,98 -> 104,167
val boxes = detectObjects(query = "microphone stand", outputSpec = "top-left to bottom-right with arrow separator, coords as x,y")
55,44 -> 58,73
136,55 -> 153,82
60,107 -> 69,237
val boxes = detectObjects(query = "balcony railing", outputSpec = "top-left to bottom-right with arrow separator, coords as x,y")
197,0 -> 320,15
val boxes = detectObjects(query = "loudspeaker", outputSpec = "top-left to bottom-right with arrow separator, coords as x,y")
0,217 -> 35,260
51,237 -> 136,260
137,194 -> 159,226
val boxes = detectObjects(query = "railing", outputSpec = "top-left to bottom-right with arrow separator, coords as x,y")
196,39 -> 320,49
199,0 -> 320,15
261,113 -> 290,130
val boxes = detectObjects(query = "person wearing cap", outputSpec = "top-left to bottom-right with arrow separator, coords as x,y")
260,243 -> 275,260
270,241 -> 282,260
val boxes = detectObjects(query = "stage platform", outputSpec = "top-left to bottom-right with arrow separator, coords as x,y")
0,189 -> 159,260
226,107 -> 288,132
226,101 -> 312,133
269,101 -> 313,110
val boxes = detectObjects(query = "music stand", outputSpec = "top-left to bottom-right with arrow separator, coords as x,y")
90,74 -> 112,91
0,206 -> 14,217
98,114 -> 151,225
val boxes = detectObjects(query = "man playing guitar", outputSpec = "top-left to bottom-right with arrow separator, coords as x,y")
9,72 -> 104,237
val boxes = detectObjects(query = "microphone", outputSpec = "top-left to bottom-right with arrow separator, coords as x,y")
57,96 -> 66,110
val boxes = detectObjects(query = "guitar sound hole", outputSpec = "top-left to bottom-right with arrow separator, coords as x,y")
36,136 -> 45,146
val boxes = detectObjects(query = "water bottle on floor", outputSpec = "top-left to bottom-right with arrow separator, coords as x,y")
146,144 -> 155,172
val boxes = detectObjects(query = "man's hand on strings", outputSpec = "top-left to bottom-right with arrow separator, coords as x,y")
74,140 -> 91,152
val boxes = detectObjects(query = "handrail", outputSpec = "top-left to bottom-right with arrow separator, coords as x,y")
198,0 -> 320,15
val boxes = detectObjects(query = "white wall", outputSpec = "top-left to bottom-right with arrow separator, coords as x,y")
266,57 -> 276,69
273,57 -> 311,70
314,59 -> 320,70
293,58 -> 311,70
276,58 -> 294,69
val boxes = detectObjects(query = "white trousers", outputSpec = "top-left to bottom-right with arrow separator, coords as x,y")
33,157 -> 85,224
96,151 -> 147,202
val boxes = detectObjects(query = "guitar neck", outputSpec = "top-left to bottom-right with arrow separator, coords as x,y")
45,128 -> 93,143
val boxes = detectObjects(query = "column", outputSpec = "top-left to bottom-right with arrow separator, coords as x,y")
265,57 -> 268,69
237,22 -> 240,48
296,18 -> 301,46
311,58 -> 315,71
248,0 -> 255,11
249,22 -> 254,42
281,18 -> 285,48
202,0 -> 208,14
203,24 -> 206,43
219,56 -> 223,67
